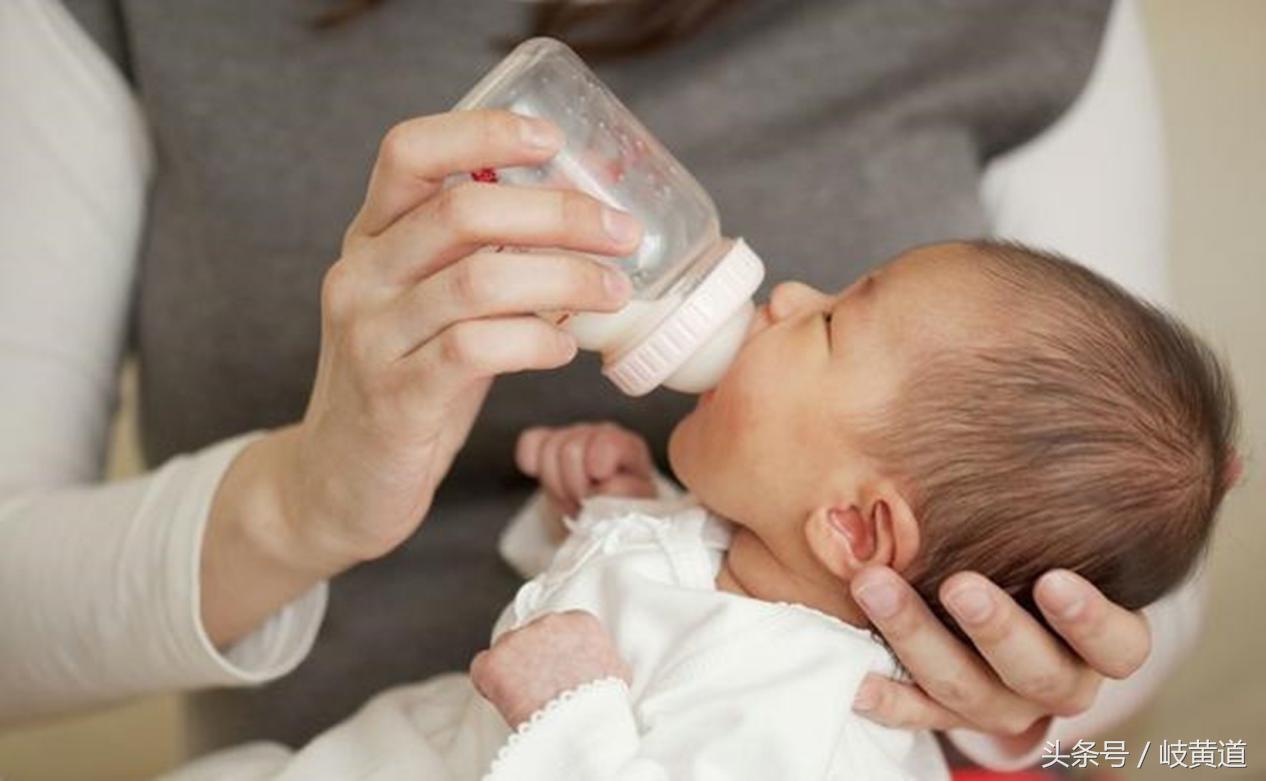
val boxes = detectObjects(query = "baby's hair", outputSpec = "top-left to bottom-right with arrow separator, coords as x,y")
867,241 -> 1240,645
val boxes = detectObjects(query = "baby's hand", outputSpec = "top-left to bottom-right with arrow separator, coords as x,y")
470,610 -> 632,728
515,423 -> 657,522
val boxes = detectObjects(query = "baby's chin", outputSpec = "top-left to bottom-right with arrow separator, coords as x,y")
666,412 -> 704,496
665,417 -> 689,481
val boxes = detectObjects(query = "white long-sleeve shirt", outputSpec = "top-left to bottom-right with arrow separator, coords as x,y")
0,0 -> 326,723
163,492 -> 952,780
0,0 -> 1198,769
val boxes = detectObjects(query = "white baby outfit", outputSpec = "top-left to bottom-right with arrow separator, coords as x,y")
167,491 -> 949,780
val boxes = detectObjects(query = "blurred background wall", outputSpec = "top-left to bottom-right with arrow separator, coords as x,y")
1116,1 -> 1265,779
0,0 -> 1262,778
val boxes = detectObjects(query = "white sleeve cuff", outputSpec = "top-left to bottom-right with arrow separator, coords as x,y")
498,490 -> 563,581
484,677 -> 640,780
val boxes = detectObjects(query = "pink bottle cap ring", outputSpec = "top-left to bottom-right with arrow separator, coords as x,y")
603,238 -> 765,396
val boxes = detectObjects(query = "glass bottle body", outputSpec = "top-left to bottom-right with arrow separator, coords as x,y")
452,38 -> 763,395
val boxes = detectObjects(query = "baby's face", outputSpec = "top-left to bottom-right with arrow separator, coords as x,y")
668,244 -> 992,544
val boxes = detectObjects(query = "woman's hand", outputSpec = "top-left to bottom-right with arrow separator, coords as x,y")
201,110 -> 641,646
470,610 -> 631,728
515,422 -> 657,536
849,566 -> 1151,752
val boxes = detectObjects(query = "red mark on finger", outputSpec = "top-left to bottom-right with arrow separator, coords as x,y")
471,167 -> 499,183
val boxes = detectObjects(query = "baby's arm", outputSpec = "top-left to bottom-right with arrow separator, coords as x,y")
471,612 -> 939,780
472,610 -> 631,728
501,423 -> 681,578
472,610 -> 645,779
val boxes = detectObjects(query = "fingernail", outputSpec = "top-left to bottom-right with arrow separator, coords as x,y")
602,208 -> 639,244
521,118 -> 560,151
852,681 -> 879,713
855,578 -> 901,620
604,268 -> 631,300
1041,571 -> 1086,621
946,586 -> 994,626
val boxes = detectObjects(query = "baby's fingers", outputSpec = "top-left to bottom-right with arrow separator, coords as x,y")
594,474 -> 658,500
537,429 -> 577,513
515,427 -> 551,477
558,427 -> 598,507
586,423 -> 654,482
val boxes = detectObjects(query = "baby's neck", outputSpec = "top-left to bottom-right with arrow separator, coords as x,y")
714,526 -> 870,629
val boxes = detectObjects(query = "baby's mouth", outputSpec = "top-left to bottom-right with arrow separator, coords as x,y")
750,301 -> 773,337
693,300 -> 766,408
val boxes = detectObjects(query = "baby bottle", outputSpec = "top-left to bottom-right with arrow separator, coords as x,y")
451,37 -> 764,396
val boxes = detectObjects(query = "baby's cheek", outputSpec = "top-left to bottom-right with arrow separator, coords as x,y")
713,369 -> 761,432
666,417 -> 693,479
681,354 -> 771,480
731,388 -> 766,438
717,383 -> 777,472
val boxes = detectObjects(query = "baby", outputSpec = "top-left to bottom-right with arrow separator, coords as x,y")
170,240 -> 1238,780
663,238 -> 1239,643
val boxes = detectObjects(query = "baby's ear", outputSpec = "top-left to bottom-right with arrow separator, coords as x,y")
803,481 -> 921,582
803,505 -> 867,581
865,480 -> 921,574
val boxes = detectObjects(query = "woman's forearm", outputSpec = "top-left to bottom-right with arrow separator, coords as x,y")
0,436 -> 323,723
0,0 -> 328,720
201,425 -> 350,648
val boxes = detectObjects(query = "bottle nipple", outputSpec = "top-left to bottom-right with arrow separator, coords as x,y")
662,300 -> 755,393
603,238 -> 764,396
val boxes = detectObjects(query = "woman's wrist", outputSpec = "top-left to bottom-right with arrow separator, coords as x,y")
200,425 -> 352,648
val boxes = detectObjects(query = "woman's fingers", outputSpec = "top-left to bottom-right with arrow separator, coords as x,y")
852,674 -> 971,732
851,566 -> 1046,737
402,317 -> 577,419
1035,569 -> 1152,680
349,110 -> 564,240
939,572 -> 1103,717
369,182 -> 641,284
854,566 -> 1147,741
373,250 -> 630,359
